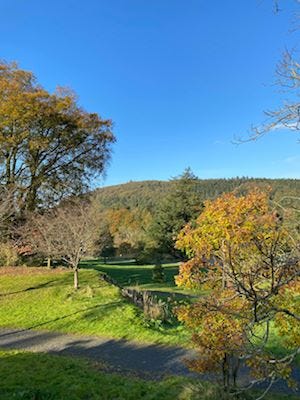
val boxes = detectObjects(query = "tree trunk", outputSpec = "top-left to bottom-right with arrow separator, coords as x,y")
47,257 -> 51,269
74,267 -> 79,289
222,353 -> 230,398
25,185 -> 38,212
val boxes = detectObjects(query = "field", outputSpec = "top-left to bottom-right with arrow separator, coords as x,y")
0,267 -> 188,346
80,258 -> 198,296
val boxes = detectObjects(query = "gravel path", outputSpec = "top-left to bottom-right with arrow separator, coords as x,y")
0,327 -> 298,395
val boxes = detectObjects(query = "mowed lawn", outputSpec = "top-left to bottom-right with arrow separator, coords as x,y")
0,266 -> 297,364
0,349 -> 296,400
80,258 -> 197,295
80,259 -> 300,365
0,349 -> 209,400
0,267 -> 188,346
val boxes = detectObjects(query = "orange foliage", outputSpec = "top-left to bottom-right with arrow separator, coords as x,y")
175,188 -> 300,392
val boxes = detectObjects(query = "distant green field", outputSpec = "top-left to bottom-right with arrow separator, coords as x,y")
80,259 -> 198,296
0,349 -> 295,400
0,268 -> 188,346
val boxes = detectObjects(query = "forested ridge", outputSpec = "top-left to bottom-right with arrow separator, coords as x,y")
95,177 -> 300,212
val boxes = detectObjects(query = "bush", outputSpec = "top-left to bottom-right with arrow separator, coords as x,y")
0,242 -> 19,267
152,263 -> 165,283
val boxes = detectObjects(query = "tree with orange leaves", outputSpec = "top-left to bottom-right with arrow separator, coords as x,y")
0,61 -> 115,213
176,189 -> 300,398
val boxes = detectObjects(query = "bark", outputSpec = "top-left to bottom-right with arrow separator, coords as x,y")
74,267 -> 79,289
222,353 -> 230,398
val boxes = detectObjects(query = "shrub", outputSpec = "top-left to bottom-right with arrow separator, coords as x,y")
0,242 -> 19,267
152,263 -> 165,283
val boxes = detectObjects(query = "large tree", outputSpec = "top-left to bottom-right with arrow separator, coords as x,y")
0,61 -> 115,212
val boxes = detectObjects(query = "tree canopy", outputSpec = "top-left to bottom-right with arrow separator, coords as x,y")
0,61 -> 115,212
176,189 -> 300,396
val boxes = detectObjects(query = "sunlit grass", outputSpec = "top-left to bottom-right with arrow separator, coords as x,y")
0,268 -> 188,346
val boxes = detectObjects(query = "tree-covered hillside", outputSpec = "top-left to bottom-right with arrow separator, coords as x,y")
95,178 -> 300,212
93,177 -> 300,261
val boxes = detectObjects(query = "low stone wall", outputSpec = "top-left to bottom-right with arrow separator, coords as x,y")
100,273 -> 173,321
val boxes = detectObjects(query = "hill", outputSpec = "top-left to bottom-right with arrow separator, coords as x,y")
95,178 -> 300,212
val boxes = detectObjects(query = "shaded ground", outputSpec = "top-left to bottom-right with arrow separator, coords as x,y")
0,328 -> 193,379
0,328 -> 299,396
0,350 -> 218,400
80,259 -> 199,296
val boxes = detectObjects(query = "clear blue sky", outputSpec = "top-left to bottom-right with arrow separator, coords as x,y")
1,0 -> 300,186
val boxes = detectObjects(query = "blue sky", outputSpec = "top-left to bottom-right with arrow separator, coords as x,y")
1,0 -> 300,186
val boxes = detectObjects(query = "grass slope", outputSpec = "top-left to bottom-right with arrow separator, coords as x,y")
0,267 -> 187,346
0,350 -> 296,400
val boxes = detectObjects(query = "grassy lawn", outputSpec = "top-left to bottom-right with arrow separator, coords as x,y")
0,266 -> 297,369
80,258 -> 199,296
0,267 -> 188,346
0,349 -> 296,400
0,349 -> 209,400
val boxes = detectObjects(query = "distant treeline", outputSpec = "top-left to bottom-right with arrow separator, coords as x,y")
93,177 -> 300,262
95,178 -> 300,212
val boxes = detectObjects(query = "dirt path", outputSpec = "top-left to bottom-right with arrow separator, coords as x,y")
0,327 -> 298,395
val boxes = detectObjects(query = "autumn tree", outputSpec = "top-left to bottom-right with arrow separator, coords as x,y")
0,61 -> 115,213
176,189 -> 300,398
23,200 -> 99,288
95,222 -> 115,263
0,187 -> 19,265
0,187 -> 17,238
104,206 -> 152,258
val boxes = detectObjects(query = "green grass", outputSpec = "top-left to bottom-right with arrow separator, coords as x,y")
0,267 -> 188,346
80,258 -> 199,296
0,349 -> 296,400
0,349 -> 211,400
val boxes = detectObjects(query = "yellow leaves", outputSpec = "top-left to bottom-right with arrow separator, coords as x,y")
176,291 -> 247,374
175,188 -> 300,387
0,60 -> 115,211
273,278 -> 300,348
175,188 -> 292,294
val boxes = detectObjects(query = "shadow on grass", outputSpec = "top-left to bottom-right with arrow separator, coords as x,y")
0,327 -> 194,379
0,351 -> 297,400
0,351 -> 220,400
0,329 -> 298,397
0,301 -> 122,337
80,260 -> 179,287
81,259 -> 138,268
0,279 -> 62,297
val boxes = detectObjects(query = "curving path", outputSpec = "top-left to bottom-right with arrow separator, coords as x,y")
0,327 -> 298,395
